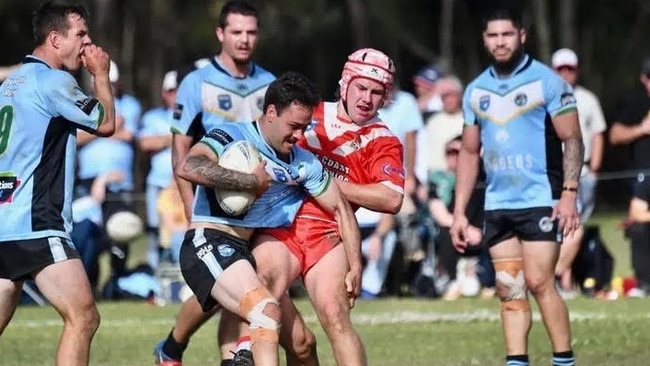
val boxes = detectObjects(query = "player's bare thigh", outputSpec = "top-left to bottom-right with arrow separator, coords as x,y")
33,259 -> 97,319
210,259 -> 270,312
302,244 -> 349,310
252,234 -> 302,298
521,240 -> 561,289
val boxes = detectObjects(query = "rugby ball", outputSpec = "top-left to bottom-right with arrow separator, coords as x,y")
215,140 -> 263,216
105,211 -> 144,243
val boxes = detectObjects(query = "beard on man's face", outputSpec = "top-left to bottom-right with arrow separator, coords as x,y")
488,42 -> 525,76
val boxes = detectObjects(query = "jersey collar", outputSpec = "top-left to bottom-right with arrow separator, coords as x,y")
210,57 -> 256,79
23,55 -> 51,68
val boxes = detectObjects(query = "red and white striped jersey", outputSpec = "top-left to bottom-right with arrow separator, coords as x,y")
296,101 -> 405,221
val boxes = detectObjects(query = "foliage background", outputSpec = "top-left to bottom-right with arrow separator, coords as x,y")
2,0 -> 650,206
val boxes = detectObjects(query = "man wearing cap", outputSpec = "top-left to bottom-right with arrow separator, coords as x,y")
137,70 -> 179,269
551,48 -> 607,295
413,64 -> 445,120
610,57 -> 650,297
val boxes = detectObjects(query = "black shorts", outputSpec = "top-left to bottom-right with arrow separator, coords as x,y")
179,228 -> 256,312
0,237 -> 80,281
483,207 -> 561,247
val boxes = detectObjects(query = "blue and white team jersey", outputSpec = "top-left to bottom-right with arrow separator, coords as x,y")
0,56 -> 105,241
138,106 -> 173,188
171,58 -> 275,138
193,122 -> 330,228
77,93 -> 141,192
462,55 -> 577,210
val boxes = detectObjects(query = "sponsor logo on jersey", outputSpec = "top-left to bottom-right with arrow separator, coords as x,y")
479,95 -> 490,111
514,93 -> 527,106
217,244 -> 235,257
382,164 -> 405,178
196,244 -> 214,259
173,103 -> 183,120
538,216 -> 554,233
272,167 -> 288,183
75,97 -> 98,115
560,92 -> 576,107
218,94 -> 232,111
206,128 -> 234,146
0,174 -> 19,204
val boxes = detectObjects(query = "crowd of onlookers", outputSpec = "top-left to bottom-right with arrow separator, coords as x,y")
4,46 -> 650,304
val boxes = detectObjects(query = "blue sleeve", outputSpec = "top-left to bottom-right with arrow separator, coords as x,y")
298,150 -> 331,197
40,71 -> 103,131
138,108 -> 169,137
401,92 -> 424,132
197,125 -> 242,157
462,84 -> 477,125
544,73 -> 577,117
171,71 -> 201,135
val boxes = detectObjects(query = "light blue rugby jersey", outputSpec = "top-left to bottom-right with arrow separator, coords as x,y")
138,106 -> 173,188
0,56 -> 105,241
462,55 -> 577,211
192,122 -> 330,228
171,58 -> 275,139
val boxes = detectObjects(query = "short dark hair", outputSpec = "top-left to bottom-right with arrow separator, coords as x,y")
263,72 -> 320,115
217,0 -> 259,29
32,1 -> 89,46
481,5 -> 523,32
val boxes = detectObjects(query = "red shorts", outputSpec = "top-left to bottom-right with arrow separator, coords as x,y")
261,216 -> 340,276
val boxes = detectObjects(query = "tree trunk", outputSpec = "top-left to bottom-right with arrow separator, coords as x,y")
345,0 -> 369,48
531,0 -> 552,64
558,0 -> 577,49
439,0 -> 455,72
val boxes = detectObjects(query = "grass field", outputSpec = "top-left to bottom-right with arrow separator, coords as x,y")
0,211 -> 642,366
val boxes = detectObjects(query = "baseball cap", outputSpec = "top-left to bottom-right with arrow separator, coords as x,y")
413,64 -> 443,87
109,60 -> 119,83
162,70 -> 178,91
551,48 -> 578,69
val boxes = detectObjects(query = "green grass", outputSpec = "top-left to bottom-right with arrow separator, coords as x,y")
0,211 -> 639,365
2,298 -> 650,365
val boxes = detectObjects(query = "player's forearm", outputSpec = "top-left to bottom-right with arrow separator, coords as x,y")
92,74 -> 115,137
334,200 -> 362,271
175,175 -> 195,220
77,129 -> 97,146
563,136 -> 585,186
429,199 -> 453,227
179,155 -> 259,191
336,180 -> 402,214
453,149 -> 480,216
590,133 -> 604,172
405,131 -> 417,179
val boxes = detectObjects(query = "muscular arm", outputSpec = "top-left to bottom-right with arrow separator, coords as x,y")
172,134 -> 197,220
92,72 -> 116,137
609,121 -> 644,145
453,125 -> 481,216
176,143 -> 259,191
313,183 -> 362,274
590,132 -> 604,172
335,180 -> 402,214
552,111 -> 584,186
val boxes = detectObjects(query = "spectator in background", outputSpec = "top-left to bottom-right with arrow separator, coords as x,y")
551,48 -> 607,296
626,173 -> 650,297
412,64 -> 444,120
421,76 -> 465,179
356,210 -> 397,299
157,179 -> 188,264
76,59 -> 142,281
610,58 -> 650,173
138,70 -> 178,270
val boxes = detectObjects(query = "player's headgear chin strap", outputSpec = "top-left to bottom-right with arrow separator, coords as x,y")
339,48 -> 395,105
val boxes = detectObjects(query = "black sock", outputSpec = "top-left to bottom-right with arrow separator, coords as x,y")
162,329 -> 188,360
553,350 -> 575,365
506,354 -> 529,365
